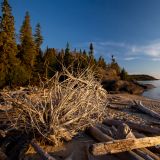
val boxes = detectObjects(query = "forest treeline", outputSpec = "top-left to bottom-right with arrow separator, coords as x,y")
0,0 -> 127,88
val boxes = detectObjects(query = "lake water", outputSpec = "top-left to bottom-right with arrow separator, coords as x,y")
139,80 -> 160,100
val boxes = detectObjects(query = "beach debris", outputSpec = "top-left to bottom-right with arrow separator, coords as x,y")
31,140 -> 56,160
0,71 -> 160,159
90,135 -> 160,156
133,100 -> 160,119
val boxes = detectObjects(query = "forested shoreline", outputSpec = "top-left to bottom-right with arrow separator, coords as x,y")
1,0 -> 156,90
0,0 -> 127,88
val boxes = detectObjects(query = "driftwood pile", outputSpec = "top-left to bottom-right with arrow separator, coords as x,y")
86,101 -> 160,160
1,98 -> 160,160
0,70 -> 108,160
0,71 -> 160,159
88,119 -> 160,160
23,117 -> 160,160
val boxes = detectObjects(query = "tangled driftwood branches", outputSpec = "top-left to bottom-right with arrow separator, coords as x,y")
0,69 -> 108,145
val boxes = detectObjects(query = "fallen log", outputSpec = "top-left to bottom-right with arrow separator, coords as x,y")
103,119 -> 160,135
87,126 -> 113,142
85,144 -> 120,160
140,148 -> 160,160
133,101 -> 160,119
87,126 -> 145,160
90,136 -> 160,156
31,140 -> 56,160
133,131 -> 160,154
134,149 -> 154,160
115,123 -> 135,139
109,102 -> 130,105
115,124 -> 148,159
147,119 -> 160,125
97,124 -> 113,137
115,123 -> 160,160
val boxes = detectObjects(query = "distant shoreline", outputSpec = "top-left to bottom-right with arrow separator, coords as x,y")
128,74 -> 158,81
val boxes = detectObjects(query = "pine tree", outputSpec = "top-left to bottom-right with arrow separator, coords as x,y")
97,56 -> 106,69
33,23 -> 43,79
0,0 -> 20,87
88,43 -> 95,67
80,50 -> 88,69
83,50 -> 87,55
120,68 -> 128,80
110,55 -> 121,75
65,42 -> 70,54
34,23 -> 43,50
64,42 -> 73,68
19,11 -> 36,80
89,43 -> 94,57
43,48 -> 57,78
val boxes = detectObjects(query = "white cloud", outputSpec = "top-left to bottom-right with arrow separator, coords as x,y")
124,57 -> 140,61
98,41 -> 126,47
75,39 -> 160,61
90,40 -> 160,60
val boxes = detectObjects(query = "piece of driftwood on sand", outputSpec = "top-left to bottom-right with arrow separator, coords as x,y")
133,131 -> 160,154
103,119 -> 160,135
90,135 -> 160,156
115,123 -> 160,160
31,140 -> 56,160
87,126 -> 146,160
104,119 -> 160,157
133,100 -> 160,119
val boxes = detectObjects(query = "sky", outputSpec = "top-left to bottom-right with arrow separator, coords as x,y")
2,0 -> 160,78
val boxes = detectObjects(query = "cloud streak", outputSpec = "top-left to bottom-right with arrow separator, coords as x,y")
124,57 -> 140,61
88,40 -> 160,61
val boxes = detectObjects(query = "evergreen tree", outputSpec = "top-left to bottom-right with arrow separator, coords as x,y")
97,56 -> 106,69
120,68 -> 128,80
55,49 -> 65,72
110,55 -> 121,75
89,43 -> 94,56
65,42 -> 70,54
79,49 -> 82,54
0,0 -> 20,87
64,42 -> 73,68
33,23 -> 43,79
80,50 -> 88,69
83,50 -> 87,55
43,47 -> 57,78
34,23 -> 43,50
19,11 -> 37,80
111,55 -> 116,63
88,43 -> 95,67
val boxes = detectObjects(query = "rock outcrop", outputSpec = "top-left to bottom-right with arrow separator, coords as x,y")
102,80 -> 145,95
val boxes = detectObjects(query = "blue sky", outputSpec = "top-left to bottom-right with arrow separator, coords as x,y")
2,0 -> 160,78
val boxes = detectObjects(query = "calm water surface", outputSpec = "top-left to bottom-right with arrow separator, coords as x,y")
139,80 -> 160,100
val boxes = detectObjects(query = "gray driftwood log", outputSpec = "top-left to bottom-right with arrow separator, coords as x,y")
115,123 -> 160,160
31,140 -> 56,160
103,119 -> 160,135
133,101 -> 160,119
87,126 -> 146,160
90,136 -> 160,156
